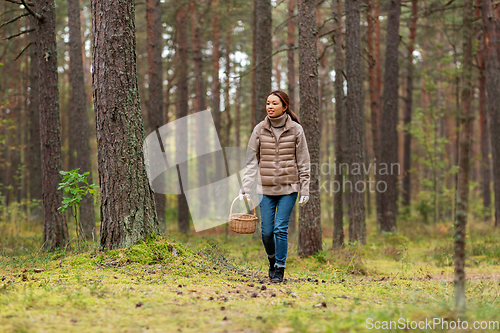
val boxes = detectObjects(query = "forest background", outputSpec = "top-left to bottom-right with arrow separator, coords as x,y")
0,0 -> 499,331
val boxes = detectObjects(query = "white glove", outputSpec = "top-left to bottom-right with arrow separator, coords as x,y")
239,193 -> 251,201
299,196 -> 309,206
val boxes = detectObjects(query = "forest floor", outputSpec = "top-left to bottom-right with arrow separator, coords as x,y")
0,215 -> 499,332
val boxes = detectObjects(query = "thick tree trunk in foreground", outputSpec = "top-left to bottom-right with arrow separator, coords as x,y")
176,2 -> 190,234
146,0 -> 166,228
255,0 -> 272,123
92,0 -> 160,250
298,0 -> 322,256
28,17 -> 42,220
454,0 -> 473,312
402,0 -> 418,209
345,0 -> 366,244
35,0 -> 68,250
380,0 -> 401,233
481,0 -> 500,227
333,0 -> 344,248
68,0 -> 95,238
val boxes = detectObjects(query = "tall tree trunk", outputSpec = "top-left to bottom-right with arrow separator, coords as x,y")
379,0 -> 401,233
333,0 -> 344,248
28,17 -> 42,220
251,0 -> 257,130
345,0 -> 366,243
481,0 -> 500,227
255,0 -> 272,123
190,0 -> 208,219
402,0 -> 418,210
68,0 -> 95,238
476,0 -> 491,220
366,0 -> 382,229
176,2 -> 190,234
374,0 -> 382,126
35,0 -> 69,250
478,66 -> 491,218
146,0 -> 166,229
274,41 -> 281,89
212,0 -> 223,186
298,0 -> 322,256
92,0 -> 160,250
454,0 -> 473,312
288,0 -> 297,235
235,79 -> 241,147
224,28 -> 232,148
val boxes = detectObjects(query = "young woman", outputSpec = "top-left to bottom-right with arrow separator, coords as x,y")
238,90 -> 310,283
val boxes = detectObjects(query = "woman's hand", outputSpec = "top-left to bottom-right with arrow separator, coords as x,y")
299,196 -> 309,206
239,193 -> 251,201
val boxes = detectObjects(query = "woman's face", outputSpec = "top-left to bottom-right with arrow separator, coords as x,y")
266,94 -> 286,117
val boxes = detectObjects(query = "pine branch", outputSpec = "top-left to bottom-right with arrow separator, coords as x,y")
273,14 -> 298,35
13,42 -> 32,61
20,0 -> 42,21
3,28 -> 34,40
317,17 -> 335,33
230,46 -> 299,80
317,42 -> 334,61
318,28 -> 335,39
0,12 -> 29,29
3,0 -> 33,5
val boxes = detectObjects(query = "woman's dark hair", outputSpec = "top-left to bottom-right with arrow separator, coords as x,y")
267,90 -> 300,124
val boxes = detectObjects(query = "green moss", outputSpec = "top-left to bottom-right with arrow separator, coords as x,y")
1,221 -> 500,332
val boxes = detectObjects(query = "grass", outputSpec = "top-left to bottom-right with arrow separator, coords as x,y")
0,207 -> 499,332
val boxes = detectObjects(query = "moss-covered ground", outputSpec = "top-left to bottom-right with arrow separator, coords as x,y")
0,216 -> 499,332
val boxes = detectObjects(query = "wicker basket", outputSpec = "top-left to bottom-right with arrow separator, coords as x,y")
229,196 -> 258,234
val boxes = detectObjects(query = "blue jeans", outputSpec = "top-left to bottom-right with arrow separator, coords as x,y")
258,192 -> 298,268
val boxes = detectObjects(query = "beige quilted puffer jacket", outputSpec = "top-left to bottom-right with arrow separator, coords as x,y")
240,113 -> 310,197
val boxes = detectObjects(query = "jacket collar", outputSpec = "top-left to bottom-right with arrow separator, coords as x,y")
263,112 -> 293,133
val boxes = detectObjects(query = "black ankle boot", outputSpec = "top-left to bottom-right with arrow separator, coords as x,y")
268,256 -> 276,279
272,266 -> 285,283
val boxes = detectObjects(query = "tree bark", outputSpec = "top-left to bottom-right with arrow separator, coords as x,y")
224,28 -> 232,148
288,0 -> 297,235
68,0 -> 95,238
374,0 -> 382,126
345,0 -> 366,243
28,17 -> 42,220
476,0 -> 491,220
251,0 -> 257,130
454,0 -> 473,312
379,0 -> 401,233
235,79 -> 241,147
35,0 -> 69,250
92,0 -> 160,250
190,0 -> 209,219
146,0 -> 166,229
255,0 -> 272,123
175,2 -> 190,234
481,0 -> 500,227
402,0 -> 418,209
298,0 -> 322,256
366,0 -> 382,229
333,0 -> 344,248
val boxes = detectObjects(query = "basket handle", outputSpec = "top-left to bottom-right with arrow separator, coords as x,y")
230,196 -> 257,216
